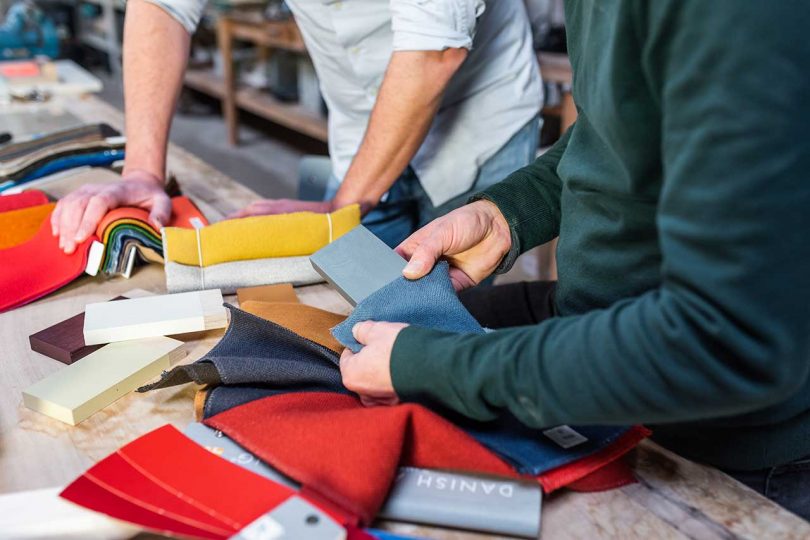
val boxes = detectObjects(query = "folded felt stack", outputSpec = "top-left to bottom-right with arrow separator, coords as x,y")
139,266 -> 650,527
161,204 -> 361,294
95,196 -> 207,277
0,191 -> 207,312
0,124 -> 125,191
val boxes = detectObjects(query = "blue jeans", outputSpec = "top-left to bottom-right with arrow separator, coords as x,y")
725,456 -> 810,522
326,115 -> 540,247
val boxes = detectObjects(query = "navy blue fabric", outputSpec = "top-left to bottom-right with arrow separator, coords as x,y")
456,413 -> 631,475
332,261 -> 484,353
139,305 -> 345,393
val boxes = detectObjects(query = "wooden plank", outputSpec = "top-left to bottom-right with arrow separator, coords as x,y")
83,290 -> 227,345
29,296 -> 128,364
23,337 -> 186,425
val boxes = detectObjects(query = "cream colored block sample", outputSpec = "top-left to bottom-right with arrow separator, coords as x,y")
23,337 -> 186,425
83,289 -> 227,345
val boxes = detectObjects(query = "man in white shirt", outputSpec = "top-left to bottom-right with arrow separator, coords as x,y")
52,0 -> 542,251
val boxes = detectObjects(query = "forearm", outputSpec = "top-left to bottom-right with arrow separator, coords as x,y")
121,0 -> 192,183
332,49 -> 467,212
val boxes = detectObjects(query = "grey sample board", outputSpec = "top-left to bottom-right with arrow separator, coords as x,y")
309,225 -> 406,306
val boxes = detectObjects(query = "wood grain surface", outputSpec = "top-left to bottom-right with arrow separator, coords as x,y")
1,96 -> 808,539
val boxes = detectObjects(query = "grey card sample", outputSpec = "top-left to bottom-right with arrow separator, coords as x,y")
309,225 -> 407,306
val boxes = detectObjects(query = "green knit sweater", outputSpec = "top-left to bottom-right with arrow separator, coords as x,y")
390,0 -> 810,470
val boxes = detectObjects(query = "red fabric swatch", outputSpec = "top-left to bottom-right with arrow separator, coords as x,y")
61,425 -> 352,539
0,190 -> 48,212
205,392 -> 648,524
0,214 -> 95,313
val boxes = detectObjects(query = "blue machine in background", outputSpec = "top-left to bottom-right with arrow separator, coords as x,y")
0,1 -> 59,60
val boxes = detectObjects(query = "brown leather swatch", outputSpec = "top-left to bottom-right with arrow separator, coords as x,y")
239,300 -> 346,354
236,283 -> 299,306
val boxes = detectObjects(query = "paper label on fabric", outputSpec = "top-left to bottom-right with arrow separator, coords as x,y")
542,426 -> 588,449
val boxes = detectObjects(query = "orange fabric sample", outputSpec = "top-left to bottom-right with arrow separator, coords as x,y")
0,202 -> 56,249
237,283 -> 299,305
239,301 -> 347,354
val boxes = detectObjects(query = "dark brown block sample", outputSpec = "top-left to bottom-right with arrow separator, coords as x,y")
29,296 -> 126,364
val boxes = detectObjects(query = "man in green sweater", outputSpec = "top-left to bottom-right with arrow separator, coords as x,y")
338,0 -> 810,521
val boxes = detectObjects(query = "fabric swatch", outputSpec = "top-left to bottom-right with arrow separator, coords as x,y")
162,204 -> 360,267
165,257 -> 323,295
94,196 -> 207,277
1,148 -> 126,189
240,300 -> 346,354
237,283 -> 298,305
0,124 -> 117,162
0,214 -> 96,313
0,202 -> 55,249
0,124 -> 121,164
138,305 -> 345,394
205,392 -> 648,524
332,261 -> 484,353
0,189 -> 48,212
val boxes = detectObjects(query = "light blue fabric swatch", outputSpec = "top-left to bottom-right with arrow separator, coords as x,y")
331,260 -> 485,353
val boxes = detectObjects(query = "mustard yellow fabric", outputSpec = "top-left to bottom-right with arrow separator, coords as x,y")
162,204 -> 360,267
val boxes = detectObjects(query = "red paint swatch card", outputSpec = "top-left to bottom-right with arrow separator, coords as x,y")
60,425 -> 345,539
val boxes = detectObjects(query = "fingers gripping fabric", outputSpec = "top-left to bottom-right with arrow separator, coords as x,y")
331,261 -> 485,353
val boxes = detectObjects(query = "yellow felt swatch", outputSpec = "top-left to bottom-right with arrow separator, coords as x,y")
162,204 -> 360,267
0,203 -> 56,249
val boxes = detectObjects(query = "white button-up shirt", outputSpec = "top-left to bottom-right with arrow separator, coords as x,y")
146,0 -> 542,205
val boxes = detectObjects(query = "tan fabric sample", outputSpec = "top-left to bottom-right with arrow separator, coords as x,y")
237,284 -> 299,306
239,300 -> 347,354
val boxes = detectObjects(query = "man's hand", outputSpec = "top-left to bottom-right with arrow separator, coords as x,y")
51,170 -> 170,254
396,199 -> 512,290
339,320 -> 408,407
228,199 -> 333,219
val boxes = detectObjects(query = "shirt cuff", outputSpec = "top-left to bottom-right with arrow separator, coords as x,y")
467,191 -> 522,274
391,325 -> 454,402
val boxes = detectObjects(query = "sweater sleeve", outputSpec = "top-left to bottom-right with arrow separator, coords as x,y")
471,127 -> 570,273
390,1 -> 810,427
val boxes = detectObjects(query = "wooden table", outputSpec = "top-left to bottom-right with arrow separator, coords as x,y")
1,95 -> 808,540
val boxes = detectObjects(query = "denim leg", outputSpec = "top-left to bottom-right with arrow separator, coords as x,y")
325,170 -> 421,248
323,114 -> 539,247
726,456 -> 810,522
417,114 -> 541,227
